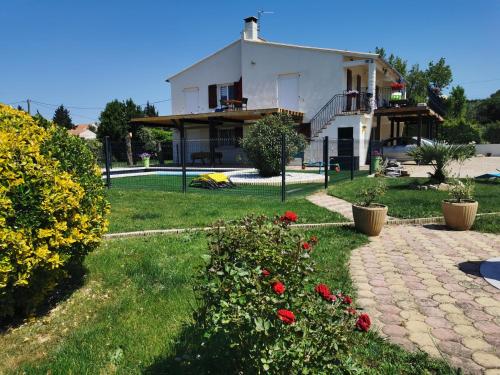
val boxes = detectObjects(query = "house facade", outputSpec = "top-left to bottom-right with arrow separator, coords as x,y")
134,16 -> 443,166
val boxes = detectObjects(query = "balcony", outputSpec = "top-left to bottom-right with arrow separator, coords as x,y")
375,86 -> 446,117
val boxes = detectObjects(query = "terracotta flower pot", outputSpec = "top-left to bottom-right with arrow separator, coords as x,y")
352,204 -> 388,236
442,200 -> 478,231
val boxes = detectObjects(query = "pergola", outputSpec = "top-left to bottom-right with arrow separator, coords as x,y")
130,107 -> 304,137
374,105 -> 444,145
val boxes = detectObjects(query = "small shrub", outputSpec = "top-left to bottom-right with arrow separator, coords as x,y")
242,114 -> 305,177
356,179 -> 387,207
448,178 -> 475,203
0,105 -> 109,319
438,118 -> 481,144
407,142 -> 475,183
482,121 -> 500,144
194,213 -> 370,373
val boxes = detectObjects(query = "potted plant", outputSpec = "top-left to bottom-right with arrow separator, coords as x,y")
139,152 -> 151,168
442,178 -> 478,230
352,180 -> 388,236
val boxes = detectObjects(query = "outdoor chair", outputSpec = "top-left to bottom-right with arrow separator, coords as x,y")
220,99 -> 229,111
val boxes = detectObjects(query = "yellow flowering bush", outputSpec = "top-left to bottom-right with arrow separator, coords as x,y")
0,105 -> 109,318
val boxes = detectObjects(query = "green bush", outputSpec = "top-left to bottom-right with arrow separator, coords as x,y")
407,142 -> 475,183
0,105 -> 108,319
438,118 -> 481,144
84,139 -> 104,166
242,114 -> 305,177
194,213 -> 370,373
482,121 -> 500,143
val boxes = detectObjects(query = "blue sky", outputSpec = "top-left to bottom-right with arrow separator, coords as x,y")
1,0 -> 499,123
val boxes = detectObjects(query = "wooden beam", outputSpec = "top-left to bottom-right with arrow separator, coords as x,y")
396,120 -> 401,137
376,115 -> 381,141
390,119 -> 394,138
417,115 -> 422,146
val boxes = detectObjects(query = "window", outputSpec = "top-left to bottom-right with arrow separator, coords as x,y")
217,128 -> 235,146
219,84 -> 235,102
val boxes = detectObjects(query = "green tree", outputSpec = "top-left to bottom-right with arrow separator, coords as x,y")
447,86 -> 467,118
97,99 -> 143,142
439,118 -> 481,144
405,64 -> 428,104
475,90 -> 500,123
427,58 -> 452,92
32,110 -> 51,128
482,121 -> 500,143
143,101 -> 159,117
375,47 -> 407,76
52,104 -> 74,130
242,114 -> 305,177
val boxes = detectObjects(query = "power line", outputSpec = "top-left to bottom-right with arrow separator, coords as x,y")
30,100 -> 104,110
457,78 -> 500,85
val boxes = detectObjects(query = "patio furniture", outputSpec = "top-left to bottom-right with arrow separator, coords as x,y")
220,99 -> 229,111
189,173 -> 236,190
225,99 -> 242,111
191,151 -> 223,165
233,97 -> 248,110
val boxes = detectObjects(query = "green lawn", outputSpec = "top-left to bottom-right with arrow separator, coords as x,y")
328,177 -> 500,219
106,187 -> 346,233
1,228 -> 455,374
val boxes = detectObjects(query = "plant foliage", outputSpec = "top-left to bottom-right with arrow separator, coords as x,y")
407,142 -> 475,183
355,179 -> 387,207
448,178 -> 475,203
0,105 -> 109,319
242,114 -> 305,177
194,213 -> 370,373
52,105 -> 74,130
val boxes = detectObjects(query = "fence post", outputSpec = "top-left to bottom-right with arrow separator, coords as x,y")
181,135 -> 187,193
323,136 -> 329,189
104,136 -> 112,188
281,133 -> 286,203
350,138 -> 355,181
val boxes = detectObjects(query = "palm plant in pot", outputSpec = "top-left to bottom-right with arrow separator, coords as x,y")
442,178 -> 478,230
352,180 -> 388,236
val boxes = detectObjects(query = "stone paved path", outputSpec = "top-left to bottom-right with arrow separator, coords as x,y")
306,191 -> 357,220
350,225 -> 500,374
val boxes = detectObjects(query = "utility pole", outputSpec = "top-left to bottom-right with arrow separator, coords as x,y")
26,99 -> 31,114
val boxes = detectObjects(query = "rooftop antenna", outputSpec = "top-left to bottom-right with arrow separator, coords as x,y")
257,9 -> 274,33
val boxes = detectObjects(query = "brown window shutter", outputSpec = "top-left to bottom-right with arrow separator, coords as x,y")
234,77 -> 243,101
208,84 -> 217,108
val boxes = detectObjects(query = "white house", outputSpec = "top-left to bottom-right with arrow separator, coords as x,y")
68,124 -> 97,140
134,16 -> 443,167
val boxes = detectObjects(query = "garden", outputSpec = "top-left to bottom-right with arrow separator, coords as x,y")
1,105 -> 494,373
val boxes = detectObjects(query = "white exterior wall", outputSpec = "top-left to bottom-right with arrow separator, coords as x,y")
169,41 -> 242,114
241,40 -> 345,122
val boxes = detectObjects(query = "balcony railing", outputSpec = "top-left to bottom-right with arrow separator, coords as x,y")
376,86 -> 446,116
310,91 -> 371,138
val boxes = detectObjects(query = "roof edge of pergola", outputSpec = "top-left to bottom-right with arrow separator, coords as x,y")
374,105 -> 444,122
130,107 -> 304,128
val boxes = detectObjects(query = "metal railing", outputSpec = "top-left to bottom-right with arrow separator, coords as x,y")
310,92 -> 371,139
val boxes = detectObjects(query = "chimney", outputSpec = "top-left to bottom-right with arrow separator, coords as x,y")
243,16 -> 258,41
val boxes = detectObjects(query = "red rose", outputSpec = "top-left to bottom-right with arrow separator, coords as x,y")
272,281 -> 286,295
356,313 -> 371,332
310,236 -> 319,244
261,269 -> 270,277
346,307 -> 357,315
277,309 -> 295,324
314,283 -> 336,301
302,242 -> 310,250
335,166 -> 340,173
280,211 -> 298,223
342,295 -> 353,305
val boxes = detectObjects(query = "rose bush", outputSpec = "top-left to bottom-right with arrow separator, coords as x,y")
195,213 -> 370,373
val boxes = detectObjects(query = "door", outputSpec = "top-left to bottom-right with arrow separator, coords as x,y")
338,127 -> 354,156
277,73 -> 299,110
346,69 -> 353,111
183,87 -> 199,114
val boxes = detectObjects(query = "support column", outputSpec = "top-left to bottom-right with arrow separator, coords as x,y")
390,119 -> 395,138
375,114 -> 381,141
367,59 -> 377,112
208,119 -> 217,167
417,115 -> 422,146
396,120 -> 401,138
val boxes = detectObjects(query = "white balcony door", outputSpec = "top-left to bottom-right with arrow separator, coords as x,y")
183,87 -> 199,114
277,73 -> 299,111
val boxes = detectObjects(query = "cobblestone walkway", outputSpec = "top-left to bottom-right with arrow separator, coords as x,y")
306,191 -> 357,220
350,225 -> 500,374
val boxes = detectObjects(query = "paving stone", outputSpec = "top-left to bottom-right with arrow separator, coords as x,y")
344,224 -> 500,374
472,352 -> 500,368
485,370 -> 500,375
462,337 -> 493,351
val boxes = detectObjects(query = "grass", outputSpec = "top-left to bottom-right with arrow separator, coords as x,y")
1,227 -> 456,374
328,177 -> 500,219
472,214 -> 500,234
106,188 -> 346,233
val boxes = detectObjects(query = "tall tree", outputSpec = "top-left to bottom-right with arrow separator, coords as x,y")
447,86 -> 467,118
97,99 -> 144,166
427,58 -> 452,92
33,110 -> 51,128
52,105 -> 74,129
143,101 -> 159,117
405,64 -> 429,104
